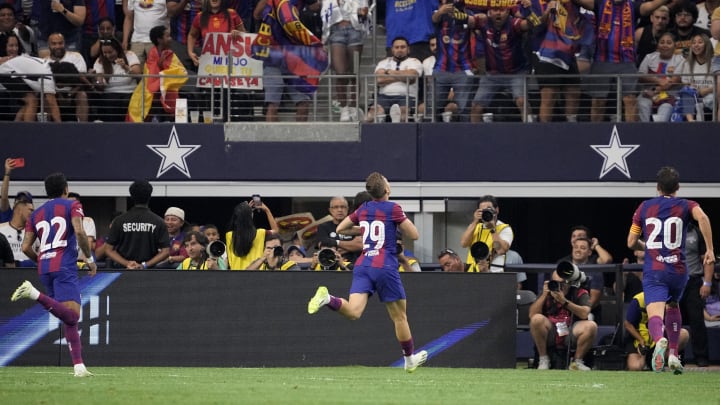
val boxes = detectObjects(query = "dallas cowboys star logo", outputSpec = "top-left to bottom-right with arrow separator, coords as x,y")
147,126 -> 201,178
590,125 -> 640,179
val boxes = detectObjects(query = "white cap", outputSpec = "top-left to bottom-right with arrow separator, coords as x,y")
164,207 -> 185,221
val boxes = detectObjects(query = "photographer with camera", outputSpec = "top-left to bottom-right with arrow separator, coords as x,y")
556,236 -> 607,322
625,291 -> 689,371
176,231 -> 227,270
460,195 -> 513,272
257,233 -> 300,271
529,264 -> 598,371
311,239 -> 351,271
317,196 -> 363,264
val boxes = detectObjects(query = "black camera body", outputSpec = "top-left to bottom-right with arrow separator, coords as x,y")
547,280 -> 560,292
481,208 -> 496,222
272,246 -> 284,258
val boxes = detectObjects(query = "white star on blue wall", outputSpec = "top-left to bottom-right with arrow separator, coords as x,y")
590,125 -> 640,179
147,126 -> 201,178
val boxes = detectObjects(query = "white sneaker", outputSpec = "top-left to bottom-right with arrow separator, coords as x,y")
389,104 -> 401,123
668,354 -> 683,375
11,280 -> 35,302
569,359 -> 591,371
404,350 -> 428,373
73,364 -> 94,377
537,355 -> 550,370
307,286 -> 331,314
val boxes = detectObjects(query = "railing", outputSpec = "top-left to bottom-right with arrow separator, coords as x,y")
1,72 -> 716,123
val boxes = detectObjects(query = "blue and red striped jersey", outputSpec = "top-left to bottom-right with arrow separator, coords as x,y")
349,200 -> 408,270
631,196 -> 698,275
434,13 -> 473,73
170,0 -> 202,44
477,16 -> 527,74
26,198 -> 84,274
82,0 -> 115,35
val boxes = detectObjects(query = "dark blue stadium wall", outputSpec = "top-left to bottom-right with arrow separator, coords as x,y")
3,122 -> 720,182
0,269 -> 517,368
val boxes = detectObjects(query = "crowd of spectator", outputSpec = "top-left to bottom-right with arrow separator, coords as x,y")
0,0 -> 717,122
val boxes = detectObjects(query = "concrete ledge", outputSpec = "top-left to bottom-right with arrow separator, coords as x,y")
224,122 -> 361,142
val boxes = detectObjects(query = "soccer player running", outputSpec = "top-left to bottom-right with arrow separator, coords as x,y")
307,172 -> 428,372
10,173 -> 97,377
627,166 -> 714,374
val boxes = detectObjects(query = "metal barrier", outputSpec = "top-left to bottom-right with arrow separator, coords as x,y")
1,71 -> 716,123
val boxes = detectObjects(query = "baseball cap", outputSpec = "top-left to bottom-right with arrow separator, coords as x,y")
14,191 -> 33,204
164,207 -> 185,221
287,245 -> 306,258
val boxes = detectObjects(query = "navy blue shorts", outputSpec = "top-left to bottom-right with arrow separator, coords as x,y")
39,271 -> 81,304
349,265 -> 406,303
642,270 -> 688,305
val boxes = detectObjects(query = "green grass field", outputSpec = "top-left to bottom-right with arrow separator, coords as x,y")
1,366 -> 717,404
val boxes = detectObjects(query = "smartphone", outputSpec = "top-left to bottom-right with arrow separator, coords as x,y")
252,194 -> 262,209
12,158 -> 25,168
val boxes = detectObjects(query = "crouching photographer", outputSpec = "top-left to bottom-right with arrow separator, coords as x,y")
528,263 -> 598,371
624,291 -> 689,372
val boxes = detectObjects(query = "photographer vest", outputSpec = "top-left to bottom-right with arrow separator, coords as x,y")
466,222 -> 511,267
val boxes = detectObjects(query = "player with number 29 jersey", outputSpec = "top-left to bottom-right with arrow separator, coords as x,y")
26,198 -> 84,275
349,200 -> 407,270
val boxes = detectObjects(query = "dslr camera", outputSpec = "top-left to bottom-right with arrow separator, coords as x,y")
481,208 -> 496,222
272,246 -> 284,258
547,280 -> 561,292
318,248 -> 338,269
556,261 -> 588,287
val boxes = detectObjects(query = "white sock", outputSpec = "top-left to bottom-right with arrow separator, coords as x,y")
29,287 -> 40,300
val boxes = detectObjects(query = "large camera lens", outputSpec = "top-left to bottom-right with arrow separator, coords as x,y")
481,208 -> 495,222
318,248 -> 338,268
206,241 -> 226,258
470,241 -> 490,262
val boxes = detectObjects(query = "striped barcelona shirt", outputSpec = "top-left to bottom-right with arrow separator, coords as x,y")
630,195 -> 697,275
348,200 -> 407,270
26,198 -> 84,275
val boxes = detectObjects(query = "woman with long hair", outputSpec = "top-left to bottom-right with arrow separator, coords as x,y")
637,32 -> 686,122
187,0 -> 245,66
93,37 -> 141,121
225,200 -> 279,270
678,34 -> 714,121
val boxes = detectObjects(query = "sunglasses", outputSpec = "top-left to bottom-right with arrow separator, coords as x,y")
99,39 -> 115,45
438,248 -> 456,259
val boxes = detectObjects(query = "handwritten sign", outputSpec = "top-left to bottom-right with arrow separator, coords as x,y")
196,32 -> 263,89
